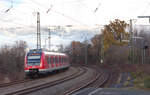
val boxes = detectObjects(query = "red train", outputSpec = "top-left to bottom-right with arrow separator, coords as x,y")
24,49 -> 70,76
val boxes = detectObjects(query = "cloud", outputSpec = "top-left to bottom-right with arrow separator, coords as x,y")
0,0 -> 150,49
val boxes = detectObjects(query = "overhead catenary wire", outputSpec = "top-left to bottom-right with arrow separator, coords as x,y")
30,0 -> 90,26
1,7 -> 35,27
0,0 -> 101,47
94,2 -> 101,13
1,0 -> 89,26
3,0 -> 95,26
5,0 -> 13,13
1,0 -> 46,19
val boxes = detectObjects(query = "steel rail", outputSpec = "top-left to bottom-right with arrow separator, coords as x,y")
63,66 -> 110,95
5,67 -> 86,95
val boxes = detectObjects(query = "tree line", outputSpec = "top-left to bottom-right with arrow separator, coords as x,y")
0,41 -> 27,82
64,19 -> 150,65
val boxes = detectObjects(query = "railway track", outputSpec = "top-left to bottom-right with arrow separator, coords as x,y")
0,79 -> 32,88
0,70 -> 66,88
0,67 -> 75,88
0,66 -> 109,95
63,66 -> 110,95
5,67 -> 86,95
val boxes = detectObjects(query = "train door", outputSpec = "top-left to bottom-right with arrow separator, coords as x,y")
59,56 -> 61,66
57,56 -> 60,67
64,57 -> 66,66
55,56 -> 58,67
51,56 -> 54,68
47,55 -> 51,67
62,56 -> 65,67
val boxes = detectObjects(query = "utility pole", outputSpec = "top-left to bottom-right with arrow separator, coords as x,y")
85,37 -> 88,64
129,19 -> 134,64
37,12 -> 41,49
100,30 -> 104,64
95,25 -> 104,64
44,39 -> 47,49
48,28 -> 51,51
141,39 -> 144,64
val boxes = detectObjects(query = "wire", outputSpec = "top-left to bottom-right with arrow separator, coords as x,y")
46,5 -> 53,13
1,1 -> 35,27
51,9 -> 89,26
30,0 -> 90,26
3,0 -> 92,26
2,0 -> 96,26
5,0 -> 13,13
94,2 -> 101,13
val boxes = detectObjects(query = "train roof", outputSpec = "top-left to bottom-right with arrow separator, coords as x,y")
43,51 -> 67,56
28,49 -> 67,56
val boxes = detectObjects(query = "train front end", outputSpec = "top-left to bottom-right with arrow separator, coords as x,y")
24,49 -> 43,75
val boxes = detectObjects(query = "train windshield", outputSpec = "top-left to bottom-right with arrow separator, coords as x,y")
28,55 -> 41,60
27,53 -> 41,66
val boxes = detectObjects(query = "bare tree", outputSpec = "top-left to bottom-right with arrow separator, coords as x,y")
0,40 -> 27,81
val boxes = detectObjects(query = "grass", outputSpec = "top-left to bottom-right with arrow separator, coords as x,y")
123,76 -> 131,87
144,77 -> 150,88
130,70 -> 143,79
131,70 -> 150,89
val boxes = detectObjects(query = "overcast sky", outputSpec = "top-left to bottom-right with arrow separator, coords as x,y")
0,0 -> 150,49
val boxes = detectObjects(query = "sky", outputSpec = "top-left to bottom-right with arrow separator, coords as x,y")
0,0 -> 150,50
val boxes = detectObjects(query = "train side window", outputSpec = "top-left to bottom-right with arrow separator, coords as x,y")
67,57 -> 68,63
55,56 -> 57,64
53,56 -> 55,64
62,57 -> 63,63
59,56 -> 61,63
61,56 -> 63,64
63,57 -> 65,63
66,57 -> 67,63
65,57 -> 66,63
64,57 -> 65,63
57,56 -> 59,64
46,56 -> 49,64
49,56 -> 51,64
51,56 -> 53,64
65,57 -> 67,63
63,57 -> 64,63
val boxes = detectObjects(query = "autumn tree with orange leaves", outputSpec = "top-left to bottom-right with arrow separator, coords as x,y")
65,19 -> 130,64
103,19 -> 129,51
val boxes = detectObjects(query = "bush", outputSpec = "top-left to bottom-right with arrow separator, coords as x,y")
144,77 -> 150,88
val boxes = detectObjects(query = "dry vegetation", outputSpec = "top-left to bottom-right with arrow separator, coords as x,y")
129,64 -> 150,89
0,41 -> 27,82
